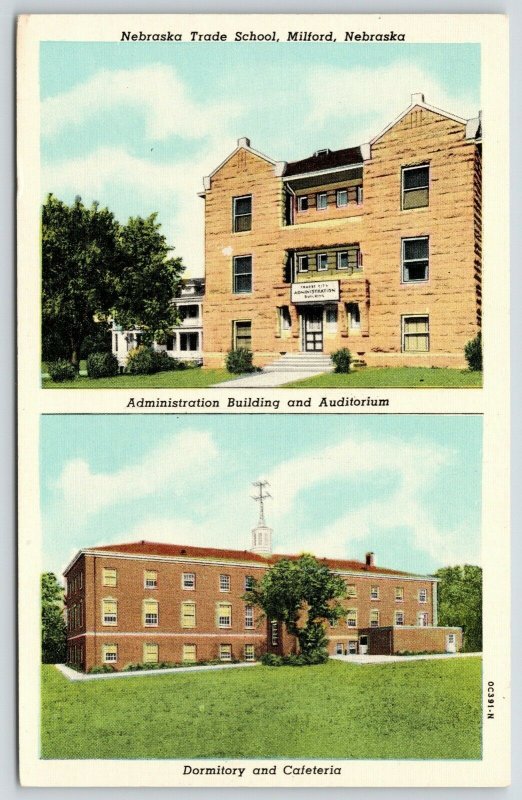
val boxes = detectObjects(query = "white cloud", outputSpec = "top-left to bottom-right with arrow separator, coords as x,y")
41,64 -> 239,141
54,430 -> 218,517
306,61 -> 479,144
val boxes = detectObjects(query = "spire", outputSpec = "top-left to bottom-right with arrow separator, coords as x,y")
250,480 -> 273,554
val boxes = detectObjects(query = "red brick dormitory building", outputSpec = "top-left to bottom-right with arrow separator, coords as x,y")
200,93 -> 481,368
64,511 -> 462,672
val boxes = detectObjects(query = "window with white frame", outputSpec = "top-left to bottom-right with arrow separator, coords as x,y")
278,306 -> 291,334
233,255 -> 252,293
317,253 -> 328,271
298,254 -> 309,272
395,611 -> 405,626
219,574 -> 231,592
182,573 -> 195,590
346,303 -> 361,332
144,570 -> 157,589
233,320 -> 252,351
219,644 -> 232,661
271,620 -> 279,646
297,195 -> 308,212
102,568 -> 117,587
183,644 -> 197,663
233,195 -> 252,232
316,192 -> 327,210
401,165 -> 429,210
103,644 -> 118,663
402,316 -> 430,353
346,609 -> 357,628
181,602 -> 196,628
346,584 -> 357,598
180,332 -> 199,352
419,588 -> 428,603
143,643 -> 159,664
402,236 -> 429,282
244,644 -> 255,662
370,586 -> 379,600
217,602 -> 232,628
417,612 -> 429,627
325,305 -> 338,332
370,610 -> 380,628
336,189 -> 348,207
244,575 -> 254,591
335,642 -> 344,655
245,605 -> 254,628
395,587 -> 404,602
143,600 -> 158,626
102,598 -> 117,626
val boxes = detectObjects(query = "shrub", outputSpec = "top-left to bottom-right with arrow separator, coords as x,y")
261,653 -> 283,667
151,350 -> 186,372
126,346 -> 156,375
331,348 -> 352,374
464,332 -> 482,371
88,664 -> 116,674
86,351 -> 119,378
47,359 -> 76,382
226,348 -> 255,374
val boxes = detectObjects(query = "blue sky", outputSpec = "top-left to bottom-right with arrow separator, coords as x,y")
40,42 -> 480,275
41,414 -> 482,579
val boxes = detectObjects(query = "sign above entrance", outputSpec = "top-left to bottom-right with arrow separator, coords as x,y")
291,281 -> 340,304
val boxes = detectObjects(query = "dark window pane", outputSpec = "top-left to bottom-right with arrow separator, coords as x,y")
403,166 -> 429,190
233,257 -> 252,292
404,238 -> 428,260
405,261 -> 428,281
235,197 -> 251,215
235,214 -> 251,232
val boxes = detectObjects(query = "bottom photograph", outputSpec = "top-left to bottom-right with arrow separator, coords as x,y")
40,413 -> 482,761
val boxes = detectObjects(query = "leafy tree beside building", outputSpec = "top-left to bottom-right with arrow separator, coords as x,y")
41,572 -> 67,664
435,565 -> 482,652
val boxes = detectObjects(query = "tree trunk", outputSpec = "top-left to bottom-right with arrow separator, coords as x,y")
70,338 -> 81,370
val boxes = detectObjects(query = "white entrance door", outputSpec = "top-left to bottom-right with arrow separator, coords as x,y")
359,635 -> 368,655
446,633 -> 457,653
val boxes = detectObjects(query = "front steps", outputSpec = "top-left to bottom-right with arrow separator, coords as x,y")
263,353 -> 333,373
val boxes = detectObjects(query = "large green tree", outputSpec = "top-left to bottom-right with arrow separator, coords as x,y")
244,554 -> 347,659
42,194 -> 184,366
435,565 -> 482,652
41,572 -> 67,664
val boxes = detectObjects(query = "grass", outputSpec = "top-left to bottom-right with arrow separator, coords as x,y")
41,658 -> 481,760
283,367 -> 482,389
42,367 -> 234,389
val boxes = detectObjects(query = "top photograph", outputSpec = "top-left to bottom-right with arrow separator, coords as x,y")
40,41 -> 482,389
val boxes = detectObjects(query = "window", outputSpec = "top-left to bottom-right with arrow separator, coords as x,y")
402,316 -> 430,353
180,333 -> 199,352
346,609 -> 357,628
233,195 -> 252,232
219,644 -> 232,661
298,254 -> 309,273
297,196 -> 309,212
370,610 -> 380,628
395,611 -> 405,626
337,247 -> 361,272
167,334 -> 176,351
317,253 -> 328,271
233,320 -> 252,350
79,572 -> 83,590
346,303 -> 361,332
181,602 -> 196,628
419,588 -> 428,603
102,599 -> 117,626
244,644 -> 255,662
103,644 -> 118,663
278,306 -> 291,334
336,189 -> 348,207
178,304 -> 199,320
348,640 -> 358,654
270,620 -> 279,646
144,570 -> 157,589
217,602 -> 232,628
245,605 -> 254,628
143,643 -> 159,664
183,644 -> 197,663
395,587 -> 404,602
402,236 -> 429,282
103,568 -> 117,587
418,612 -> 429,627
143,600 -> 158,626
370,586 -> 379,600
182,573 -> 195,590
233,255 -> 252,293
244,575 -> 254,591
316,192 -> 327,210
325,306 -> 338,331
356,186 -> 363,205
335,642 -> 344,655
402,165 -> 429,209
79,600 -> 83,627
346,584 -> 357,598
220,574 -> 231,592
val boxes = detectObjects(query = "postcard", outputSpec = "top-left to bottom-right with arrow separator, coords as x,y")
17,13 -> 509,788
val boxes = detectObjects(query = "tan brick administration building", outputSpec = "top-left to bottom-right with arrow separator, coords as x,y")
64,517 -> 461,671
201,94 -> 481,368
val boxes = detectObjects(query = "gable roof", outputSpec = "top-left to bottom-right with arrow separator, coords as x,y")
370,93 -> 468,145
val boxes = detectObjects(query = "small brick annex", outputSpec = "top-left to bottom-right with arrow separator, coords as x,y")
64,537 -> 462,672
200,94 -> 481,369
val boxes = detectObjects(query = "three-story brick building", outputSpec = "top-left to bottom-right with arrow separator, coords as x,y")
200,93 -> 481,368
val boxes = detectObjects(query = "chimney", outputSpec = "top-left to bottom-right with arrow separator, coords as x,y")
411,92 -> 425,105
237,137 -> 251,148
365,551 -> 375,567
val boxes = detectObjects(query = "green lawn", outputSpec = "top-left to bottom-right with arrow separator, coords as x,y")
42,368 -> 234,389
41,658 -> 481,760
284,367 -> 482,389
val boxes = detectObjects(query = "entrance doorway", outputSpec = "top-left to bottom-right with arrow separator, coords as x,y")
359,635 -> 368,655
445,633 -> 457,653
303,308 -> 323,352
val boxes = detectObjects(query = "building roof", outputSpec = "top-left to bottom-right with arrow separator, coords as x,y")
74,539 -> 420,578
283,146 -> 363,177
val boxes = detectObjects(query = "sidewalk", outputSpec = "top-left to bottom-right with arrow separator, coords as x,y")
56,661 -> 260,682
212,370 -> 324,388
331,652 -> 482,665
